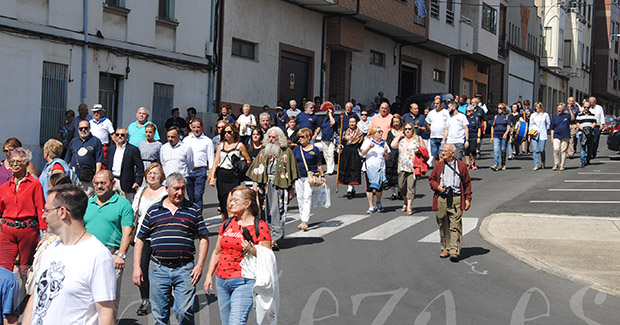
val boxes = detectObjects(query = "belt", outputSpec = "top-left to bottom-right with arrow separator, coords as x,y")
192,166 -> 207,171
150,256 -> 191,268
142,159 -> 157,162
2,218 -> 38,229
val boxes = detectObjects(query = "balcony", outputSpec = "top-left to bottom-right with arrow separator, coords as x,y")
498,35 -> 507,58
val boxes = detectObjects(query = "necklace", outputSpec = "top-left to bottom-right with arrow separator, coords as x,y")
73,230 -> 87,245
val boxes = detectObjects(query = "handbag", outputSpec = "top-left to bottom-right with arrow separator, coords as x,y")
300,147 -> 323,187
527,128 -> 538,137
231,154 -> 249,179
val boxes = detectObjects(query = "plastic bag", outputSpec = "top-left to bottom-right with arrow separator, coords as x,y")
313,183 -> 331,208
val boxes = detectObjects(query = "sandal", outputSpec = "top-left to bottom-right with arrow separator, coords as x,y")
401,205 -> 406,212
407,209 -> 413,215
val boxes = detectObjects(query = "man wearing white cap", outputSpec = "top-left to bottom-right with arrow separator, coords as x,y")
90,104 -> 115,163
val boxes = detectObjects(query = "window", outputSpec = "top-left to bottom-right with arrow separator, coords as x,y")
563,39 -> 571,67
477,65 -> 488,74
585,46 -> 590,68
370,50 -> 385,67
105,0 -> 125,7
232,38 -> 257,60
430,0 -> 439,19
615,59 -> 618,89
158,0 -> 175,20
40,62 -> 68,145
413,0 -> 426,26
446,0 -> 454,25
579,42 -> 584,67
543,27 -> 552,58
433,69 -> 446,83
152,83 -> 174,140
482,3 -> 497,34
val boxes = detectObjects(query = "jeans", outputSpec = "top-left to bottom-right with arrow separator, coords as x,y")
430,138 -> 443,158
493,137 -> 508,166
531,138 -> 546,167
149,260 -> 196,325
215,275 -> 256,325
186,168 -> 207,213
580,133 -> 594,164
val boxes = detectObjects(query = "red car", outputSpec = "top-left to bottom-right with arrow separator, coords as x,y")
602,115 -> 616,134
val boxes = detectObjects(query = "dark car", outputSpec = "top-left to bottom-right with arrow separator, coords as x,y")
602,115 -> 616,134
607,117 -> 620,152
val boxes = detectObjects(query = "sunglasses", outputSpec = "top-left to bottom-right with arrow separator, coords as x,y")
361,114 -> 368,116
8,160 -> 24,166
3,149 -> 9,153
79,127 -> 89,131
224,130 -> 233,134
404,128 -> 413,130
299,135 -> 307,138
116,133 -> 127,137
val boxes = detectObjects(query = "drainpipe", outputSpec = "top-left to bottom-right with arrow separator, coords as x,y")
215,0 -> 224,112
320,15 -> 326,101
208,0 -> 216,113
81,0 -> 88,103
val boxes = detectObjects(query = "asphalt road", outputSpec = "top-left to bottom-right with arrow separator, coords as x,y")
117,138 -> 620,324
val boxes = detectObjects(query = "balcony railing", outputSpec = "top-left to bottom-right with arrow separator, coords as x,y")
446,9 -> 454,25
431,0 -> 439,18
498,35 -> 507,58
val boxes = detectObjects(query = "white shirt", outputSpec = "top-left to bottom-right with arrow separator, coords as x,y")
183,133 -> 215,169
287,109 -> 301,118
426,108 -> 451,139
111,143 -> 126,177
160,141 -> 194,177
591,104 -> 605,126
530,112 -> 551,140
30,236 -> 116,325
445,112 -> 469,144
237,114 -> 257,136
360,138 -> 390,171
89,117 -> 115,145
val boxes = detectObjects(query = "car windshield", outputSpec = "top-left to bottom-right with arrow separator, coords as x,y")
605,116 -> 615,123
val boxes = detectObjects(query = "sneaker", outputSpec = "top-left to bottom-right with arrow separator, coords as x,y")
490,165 -> 498,171
366,207 -> 377,214
501,166 -> 506,171
472,164 -> 478,170
508,155 -> 514,160
467,164 -> 471,170
376,203 -> 385,212
533,166 -> 539,171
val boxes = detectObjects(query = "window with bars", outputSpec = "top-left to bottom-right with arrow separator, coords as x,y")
232,38 -> 258,60
40,62 -> 68,145
152,83 -> 174,140
430,0 -> 439,19
446,0 -> 454,25
370,50 -> 385,67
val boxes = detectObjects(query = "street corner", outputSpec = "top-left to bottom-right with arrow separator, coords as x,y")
479,212 -> 620,298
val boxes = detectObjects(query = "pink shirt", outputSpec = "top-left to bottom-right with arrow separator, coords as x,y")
369,113 -> 393,140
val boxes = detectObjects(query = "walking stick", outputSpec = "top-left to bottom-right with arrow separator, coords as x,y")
335,110 -> 345,193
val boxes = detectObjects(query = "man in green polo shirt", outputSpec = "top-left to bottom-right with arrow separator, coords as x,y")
84,170 -> 134,313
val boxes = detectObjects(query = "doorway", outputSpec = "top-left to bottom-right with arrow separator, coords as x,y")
400,64 -> 419,101
99,73 -> 121,128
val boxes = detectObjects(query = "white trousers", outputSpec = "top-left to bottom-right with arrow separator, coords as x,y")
295,177 -> 314,222
553,138 -> 569,167
321,140 -> 336,174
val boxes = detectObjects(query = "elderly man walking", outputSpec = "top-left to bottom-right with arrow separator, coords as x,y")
132,173 -> 209,324
65,120 -> 104,198
429,144 -> 472,262
83,170 -> 134,312
106,127 -> 144,202
160,126 -> 194,178
247,127 -> 299,249
23,184 -> 116,325
128,107 -> 161,147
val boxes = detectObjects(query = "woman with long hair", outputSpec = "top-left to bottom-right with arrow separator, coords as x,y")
338,116 -> 365,199
209,123 -> 251,220
391,122 -> 428,214
530,102 -> 551,170
204,186 -> 272,325
360,126 -> 390,213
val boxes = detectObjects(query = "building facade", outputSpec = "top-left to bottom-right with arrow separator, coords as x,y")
592,0 -> 620,115
0,0 -> 213,168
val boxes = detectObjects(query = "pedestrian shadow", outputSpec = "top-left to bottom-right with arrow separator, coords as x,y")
470,177 -> 482,181
196,293 -> 218,312
412,205 -> 433,213
117,319 -> 141,325
459,247 -> 491,260
279,237 -> 324,249
504,166 -> 521,170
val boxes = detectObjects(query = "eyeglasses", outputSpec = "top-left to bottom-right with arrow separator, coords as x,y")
224,130 -> 233,134
216,126 -> 224,129
361,114 -> 368,116
116,133 -> 127,137
78,127 -> 89,131
8,160 -> 24,166
42,206 -> 62,215
3,149 -> 9,153
404,128 -> 413,130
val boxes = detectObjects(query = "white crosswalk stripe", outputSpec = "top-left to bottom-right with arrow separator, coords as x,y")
288,214 -> 371,238
352,216 -> 428,241
417,218 -> 479,243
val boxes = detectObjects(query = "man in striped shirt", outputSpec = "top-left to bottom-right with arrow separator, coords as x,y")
132,173 -> 209,324
576,102 -> 597,167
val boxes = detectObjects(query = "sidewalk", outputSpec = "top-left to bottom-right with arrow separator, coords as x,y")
479,213 -> 620,297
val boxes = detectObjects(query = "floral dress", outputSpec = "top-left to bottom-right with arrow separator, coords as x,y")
398,137 -> 420,173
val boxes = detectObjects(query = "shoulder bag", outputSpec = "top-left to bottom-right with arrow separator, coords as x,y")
300,147 -> 322,187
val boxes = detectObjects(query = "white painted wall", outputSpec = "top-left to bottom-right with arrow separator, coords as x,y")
222,0 -> 323,106
401,46 -> 450,94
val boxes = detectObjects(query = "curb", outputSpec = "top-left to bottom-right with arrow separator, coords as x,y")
479,213 -> 620,298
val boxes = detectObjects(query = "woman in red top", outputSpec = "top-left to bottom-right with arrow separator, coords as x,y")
204,186 -> 271,325
0,147 -> 47,276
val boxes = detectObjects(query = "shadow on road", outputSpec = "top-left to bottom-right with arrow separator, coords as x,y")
279,237 -> 324,249
459,247 -> 491,260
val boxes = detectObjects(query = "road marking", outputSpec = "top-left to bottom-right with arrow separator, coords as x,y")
288,214 -> 371,238
565,180 -> 620,183
578,172 -> 620,175
549,188 -> 620,192
530,200 -> 620,204
418,218 -> 479,243
523,214 -> 620,221
351,216 -> 428,241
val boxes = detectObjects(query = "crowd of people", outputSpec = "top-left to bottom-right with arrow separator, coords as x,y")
0,91 -> 608,324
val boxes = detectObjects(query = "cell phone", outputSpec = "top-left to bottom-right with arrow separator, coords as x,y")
242,228 -> 254,244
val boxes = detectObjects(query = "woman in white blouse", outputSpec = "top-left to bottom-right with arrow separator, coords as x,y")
529,102 -> 551,170
237,104 -> 257,145
132,163 -> 167,316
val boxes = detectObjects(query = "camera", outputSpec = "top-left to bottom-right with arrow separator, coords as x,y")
444,186 -> 453,197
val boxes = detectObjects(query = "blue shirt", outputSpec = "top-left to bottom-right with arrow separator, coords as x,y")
296,112 -> 320,131
219,115 -> 236,124
138,198 -> 209,261
293,146 -> 322,177
492,114 -> 510,138
411,115 -> 430,139
275,112 -> 288,131
64,135 -> 104,175
128,120 -> 161,147
0,267 -> 19,318
467,116 -> 481,139
321,116 -> 336,141
550,113 -> 571,139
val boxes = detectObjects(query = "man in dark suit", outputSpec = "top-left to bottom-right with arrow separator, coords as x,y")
106,127 -> 144,202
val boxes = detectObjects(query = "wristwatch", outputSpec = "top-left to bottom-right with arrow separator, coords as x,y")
117,253 -> 127,260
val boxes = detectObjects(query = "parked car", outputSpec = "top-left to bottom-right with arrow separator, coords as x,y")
607,117 -> 620,152
602,115 -> 616,134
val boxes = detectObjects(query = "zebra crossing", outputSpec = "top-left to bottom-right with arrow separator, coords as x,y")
205,213 -> 480,243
